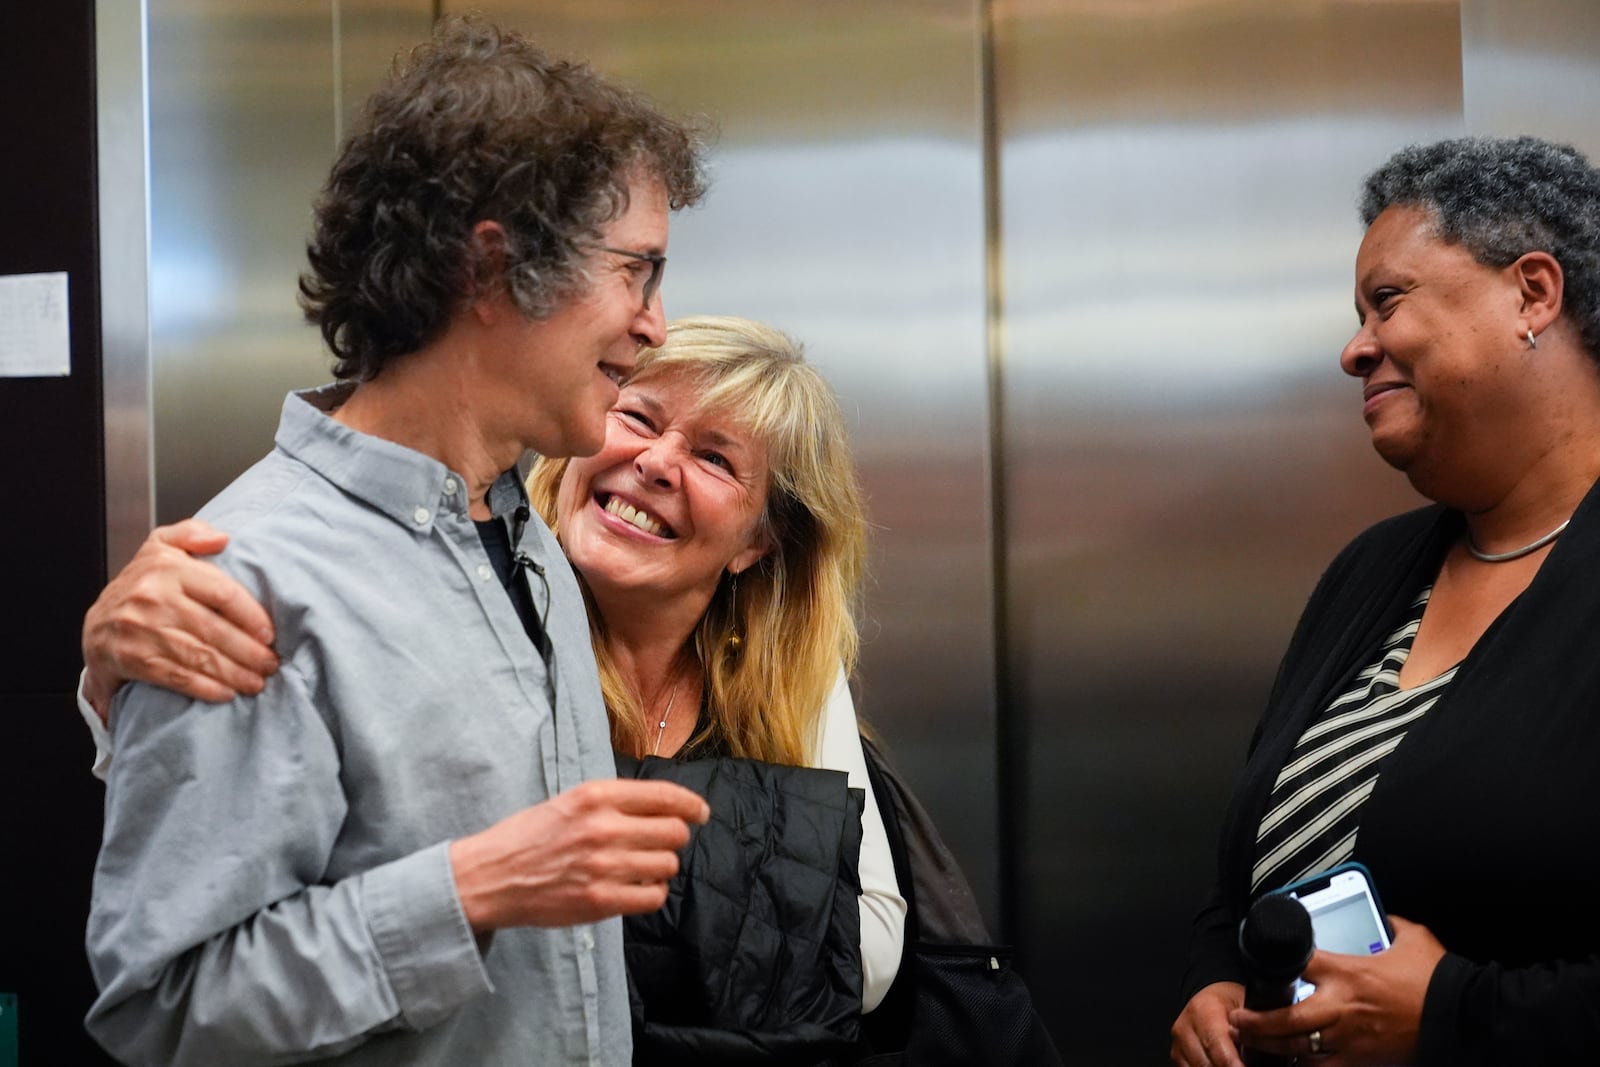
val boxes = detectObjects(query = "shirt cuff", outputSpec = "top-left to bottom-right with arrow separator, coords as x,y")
77,667 -> 114,780
361,840 -> 494,1031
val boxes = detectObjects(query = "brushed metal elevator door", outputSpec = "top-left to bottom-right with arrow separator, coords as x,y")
1462,0 -> 1600,157
147,1 -> 435,526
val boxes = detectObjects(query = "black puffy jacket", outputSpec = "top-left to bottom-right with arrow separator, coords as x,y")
619,754 -> 866,1065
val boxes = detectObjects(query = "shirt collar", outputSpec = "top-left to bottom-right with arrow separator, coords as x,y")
275,383 -> 529,531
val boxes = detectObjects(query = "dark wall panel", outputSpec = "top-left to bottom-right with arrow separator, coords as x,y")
0,3 -> 116,1064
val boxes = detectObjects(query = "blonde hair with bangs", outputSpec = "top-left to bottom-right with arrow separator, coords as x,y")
527,315 -> 867,765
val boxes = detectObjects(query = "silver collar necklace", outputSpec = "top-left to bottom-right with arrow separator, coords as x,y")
1466,517 -> 1572,563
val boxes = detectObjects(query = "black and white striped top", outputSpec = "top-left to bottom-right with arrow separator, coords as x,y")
1252,587 -> 1455,892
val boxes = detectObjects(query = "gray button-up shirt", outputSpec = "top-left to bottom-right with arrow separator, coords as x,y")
86,385 -> 629,1066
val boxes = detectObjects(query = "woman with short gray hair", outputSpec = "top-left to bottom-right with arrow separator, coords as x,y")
1173,135 -> 1600,1067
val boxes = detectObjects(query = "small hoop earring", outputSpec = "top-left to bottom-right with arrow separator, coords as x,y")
1527,328 -> 1539,350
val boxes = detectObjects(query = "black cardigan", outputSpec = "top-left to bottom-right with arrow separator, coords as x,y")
1183,478 -> 1600,1066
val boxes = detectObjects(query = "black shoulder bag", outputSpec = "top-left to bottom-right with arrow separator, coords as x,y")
856,738 -> 1063,1066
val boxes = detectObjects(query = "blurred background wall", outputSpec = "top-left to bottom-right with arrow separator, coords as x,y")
1,0 -> 1584,1063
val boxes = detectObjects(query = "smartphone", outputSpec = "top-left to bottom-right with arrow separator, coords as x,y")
1269,862 -> 1391,999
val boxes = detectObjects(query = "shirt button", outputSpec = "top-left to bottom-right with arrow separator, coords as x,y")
477,564 -> 492,581
413,506 -> 430,525
443,477 -> 458,495
582,930 -> 595,951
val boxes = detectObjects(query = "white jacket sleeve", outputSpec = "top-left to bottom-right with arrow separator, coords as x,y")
809,667 -> 907,1013
77,667 -> 113,780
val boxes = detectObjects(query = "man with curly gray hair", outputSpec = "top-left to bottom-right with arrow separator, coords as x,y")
85,17 -> 709,1066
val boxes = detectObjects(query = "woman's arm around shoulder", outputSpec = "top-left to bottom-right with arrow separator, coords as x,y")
82,519 -> 278,719
77,520 -> 279,775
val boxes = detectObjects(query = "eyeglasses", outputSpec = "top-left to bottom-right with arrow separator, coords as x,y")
599,246 -> 666,310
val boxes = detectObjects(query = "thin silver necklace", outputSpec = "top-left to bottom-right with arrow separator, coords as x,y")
651,677 -> 683,756
1466,518 -> 1571,562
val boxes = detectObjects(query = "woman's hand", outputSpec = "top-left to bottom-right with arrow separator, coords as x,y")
1229,916 -> 1446,1066
81,520 -> 278,721
1171,981 -> 1246,1067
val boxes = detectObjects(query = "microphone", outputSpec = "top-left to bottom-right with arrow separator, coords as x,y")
511,504 -> 531,549
1237,892 -> 1313,1067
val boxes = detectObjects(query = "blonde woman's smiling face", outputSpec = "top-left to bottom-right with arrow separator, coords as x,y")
556,370 -> 773,608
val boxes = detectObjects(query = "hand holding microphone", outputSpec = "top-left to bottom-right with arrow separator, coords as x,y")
1237,892 -> 1314,1066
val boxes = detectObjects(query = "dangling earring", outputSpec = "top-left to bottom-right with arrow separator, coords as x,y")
1527,328 -> 1539,350
726,570 -> 743,653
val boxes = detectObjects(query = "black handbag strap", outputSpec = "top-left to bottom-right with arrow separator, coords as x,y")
860,737 -> 992,946
857,737 -> 919,1053
857,737 -> 1064,1067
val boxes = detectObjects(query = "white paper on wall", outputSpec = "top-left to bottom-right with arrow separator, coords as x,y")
0,271 -> 71,377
